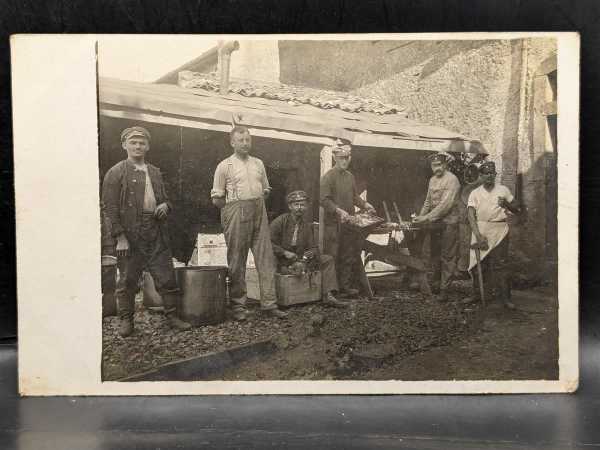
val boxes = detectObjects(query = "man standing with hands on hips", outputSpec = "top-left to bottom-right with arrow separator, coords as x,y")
320,140 -> 376,298
211,125 -> 288,321
102,126 -> 191,337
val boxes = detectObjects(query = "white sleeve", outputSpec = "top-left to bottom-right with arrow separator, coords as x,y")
467,189 -> 478,209
210,161 -> 227,198
503,186 -> 514,203
259,160 -> 271,191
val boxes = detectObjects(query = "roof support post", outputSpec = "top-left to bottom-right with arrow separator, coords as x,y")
318,145 -> 333,253
217,40 -> 240,96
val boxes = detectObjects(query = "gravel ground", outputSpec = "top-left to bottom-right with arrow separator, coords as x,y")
102,278 -> 482,381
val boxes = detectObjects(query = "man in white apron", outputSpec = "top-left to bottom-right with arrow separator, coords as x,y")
465,161 -> 521,308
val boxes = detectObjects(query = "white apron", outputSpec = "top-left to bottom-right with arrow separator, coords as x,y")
468,221 -> 509,271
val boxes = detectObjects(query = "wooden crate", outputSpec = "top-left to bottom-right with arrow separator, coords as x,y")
275,272 -> 322,306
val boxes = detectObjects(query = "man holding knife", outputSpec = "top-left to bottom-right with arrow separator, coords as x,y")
320,140 -> 376,298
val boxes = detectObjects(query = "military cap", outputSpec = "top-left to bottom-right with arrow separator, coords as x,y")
479,161 -> 497,174
286,190 -> 309,203
427,151 -> 453,164
331,138 -> 352,157
121,126 -> 151,143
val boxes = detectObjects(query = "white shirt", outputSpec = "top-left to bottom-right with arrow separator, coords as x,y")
134,163 -> 157,213
467,183 -> 514,222
211,154 -> 270,202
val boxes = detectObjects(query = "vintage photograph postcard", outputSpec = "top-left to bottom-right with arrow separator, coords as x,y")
12,33 -> 579,395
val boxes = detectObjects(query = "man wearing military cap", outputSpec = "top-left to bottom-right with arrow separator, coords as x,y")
413,151 -> 461,301
320,140 -> 375,298
464,160 -> 521,308
102,126 -> 191,336
270,190 -> 349,308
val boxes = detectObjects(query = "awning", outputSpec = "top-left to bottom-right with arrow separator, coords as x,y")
99,77 -> 486,154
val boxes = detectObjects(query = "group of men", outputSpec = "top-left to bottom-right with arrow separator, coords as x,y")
210,126 -> 375,322
413,153 -> 520,309
102,124 -> 519,338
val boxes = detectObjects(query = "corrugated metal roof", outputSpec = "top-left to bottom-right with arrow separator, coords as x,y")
98,77 -> 485,153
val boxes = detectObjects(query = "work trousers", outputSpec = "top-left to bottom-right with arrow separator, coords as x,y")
429,222 -> 459,292
279,254 -> 339,297
323,223 -> 362,292
471,235 -> 511,302
221,198 -> 277,311
116,214 -> 179,319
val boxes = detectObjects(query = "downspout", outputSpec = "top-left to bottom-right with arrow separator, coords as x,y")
218,40 -> 240,95
514,38 -> 530,201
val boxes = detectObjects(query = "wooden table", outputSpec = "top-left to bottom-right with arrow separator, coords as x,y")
361,221 -> 443,296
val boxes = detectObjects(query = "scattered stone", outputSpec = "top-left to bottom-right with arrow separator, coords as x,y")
273,335 -> 290,350
310,313 -> 326,327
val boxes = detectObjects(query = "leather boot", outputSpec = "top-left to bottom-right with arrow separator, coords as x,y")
322,291 -> 349,308
232,309 -> 248,322
165,310 -> 192,331
338,288 -> 359,299
118,316 -> 134,337
117,291 -> 135,337
162,291 -> 192,331
265,307 -> 289,319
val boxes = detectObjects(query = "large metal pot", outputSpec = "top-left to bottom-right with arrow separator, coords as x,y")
142,271 -> 164,312
175,266 -> 228,326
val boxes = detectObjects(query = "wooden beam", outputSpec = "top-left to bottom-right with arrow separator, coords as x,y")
99,108 -> 336,146
318,145 -> 333,253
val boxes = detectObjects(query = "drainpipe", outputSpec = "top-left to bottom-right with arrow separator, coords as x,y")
218,40 -> 240,95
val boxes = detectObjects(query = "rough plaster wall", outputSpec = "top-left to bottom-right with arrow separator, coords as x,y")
230,40 -> 280,82
517,38 -> 557,177
351,40 -> 513,171
512,38 -> 558,268
279,40 -> 492,92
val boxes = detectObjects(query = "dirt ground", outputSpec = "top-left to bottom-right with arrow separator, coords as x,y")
102,276 -> 558,381
215,282 -> 558,381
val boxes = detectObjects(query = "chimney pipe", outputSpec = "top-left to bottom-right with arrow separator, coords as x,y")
218,40 -> 240,95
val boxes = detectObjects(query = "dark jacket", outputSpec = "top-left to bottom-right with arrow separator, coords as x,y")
270,212 -> 318,266
101,159 -> 172,243
320,166 -> 367,225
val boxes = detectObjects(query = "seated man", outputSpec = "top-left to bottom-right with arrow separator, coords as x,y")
270,191 -> 348,308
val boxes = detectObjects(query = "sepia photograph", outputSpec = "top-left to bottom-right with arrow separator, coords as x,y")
96,36 -> 564,383
10,33 -> 578,395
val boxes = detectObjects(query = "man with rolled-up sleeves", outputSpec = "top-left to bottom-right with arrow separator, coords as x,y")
211,125 -> 288,321
320,141 -> 375,298
413,152 -> 461,302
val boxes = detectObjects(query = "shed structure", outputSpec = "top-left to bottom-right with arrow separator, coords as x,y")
98,75 -> 485,263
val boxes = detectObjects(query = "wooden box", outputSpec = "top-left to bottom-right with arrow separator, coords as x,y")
275,272 -> 322,306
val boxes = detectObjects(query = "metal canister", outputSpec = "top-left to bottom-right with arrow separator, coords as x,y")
175,266 -> 228,326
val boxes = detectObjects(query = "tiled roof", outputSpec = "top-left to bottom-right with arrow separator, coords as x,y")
178,71 -> 407,116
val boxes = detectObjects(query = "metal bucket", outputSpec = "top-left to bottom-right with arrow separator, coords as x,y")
175,266 -> 228,326
142,271 -> 164,312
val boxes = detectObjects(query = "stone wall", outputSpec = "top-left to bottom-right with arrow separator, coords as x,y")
278,38 -> 558,272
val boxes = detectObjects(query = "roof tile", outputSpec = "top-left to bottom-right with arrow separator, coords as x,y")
178,71 -> 407,116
